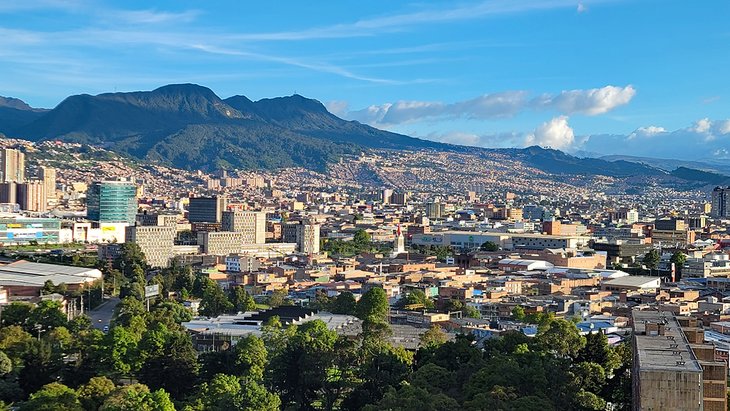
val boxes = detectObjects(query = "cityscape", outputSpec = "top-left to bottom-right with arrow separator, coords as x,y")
0,1 -> 729,411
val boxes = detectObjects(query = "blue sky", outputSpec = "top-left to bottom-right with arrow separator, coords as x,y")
1,0 -> 729,159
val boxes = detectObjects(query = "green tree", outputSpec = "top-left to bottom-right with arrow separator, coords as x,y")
0,302 -> 33,328
642,249 -> 660,272
18,382 -> 83,411
194,374 -> 280,411
268,289 -> 288,308
229,287 -> 256,313
99,384 -> 174,411
138,325 -> 199,400
363,385 -> 459,411
199,280 -> 233,317
353,229 -> 371,246
19,339 -> 63,395
0,353 -> 10,376
536,319 -> 586,359
233,335 -> 268,381
403,289 -> 434,309
102,326 -> 141,380
480,241 -> 499,251
330,291 -> 357,315
77,376 -> 115,411
0,326 -> 33,364
420,325 -> 448,348
355,287 -> 389,321
29,300 -> 68,334
115,243 -> 147,277
512,306 -> 526,321
577,332 -> 620,374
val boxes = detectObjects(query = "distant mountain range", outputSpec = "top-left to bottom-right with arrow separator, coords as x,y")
0,84 -> 725,186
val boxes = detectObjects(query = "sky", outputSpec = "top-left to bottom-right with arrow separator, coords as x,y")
1,0 -> 729,160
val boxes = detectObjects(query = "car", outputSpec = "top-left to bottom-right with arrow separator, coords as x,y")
103,325 -> 109,333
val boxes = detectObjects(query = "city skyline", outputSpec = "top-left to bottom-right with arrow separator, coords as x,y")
1,1 -> 729,160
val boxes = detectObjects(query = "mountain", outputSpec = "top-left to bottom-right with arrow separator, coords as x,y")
669,167 -> 730,186
599,154 -> 730,175
0,84 -> 674,179
0,96 -> 48,135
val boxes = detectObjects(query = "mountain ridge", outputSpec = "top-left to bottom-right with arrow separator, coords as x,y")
0,84 -> 685,180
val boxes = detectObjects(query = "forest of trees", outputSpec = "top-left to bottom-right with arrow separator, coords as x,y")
0,243 -> 633,410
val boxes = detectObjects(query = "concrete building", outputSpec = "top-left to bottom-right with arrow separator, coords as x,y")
425,201 -> 445,219
86,181 -> 138,224
136,212 -> 180,227
197,231 -> 246,256
221,210 -> 266,244
38,166 -> 56,203
188,196 -> 227,223
17,181 -> 46,212
225,254 -> 261,273
0,260 -> 101,297
601,276 -> 661,292
125,225 -> 177,268
632,310 -> 727,411
297,221 -> 320,255
684,253 -> 730,278
411,230 -> 588,251
0,148 -> 24,183
711,187 -> 730,219
0,182 -> 17,204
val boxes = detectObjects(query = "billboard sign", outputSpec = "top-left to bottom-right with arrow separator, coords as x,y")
144,284 -> 160,298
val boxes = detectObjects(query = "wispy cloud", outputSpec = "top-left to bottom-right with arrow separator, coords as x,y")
113,9 -> 201,25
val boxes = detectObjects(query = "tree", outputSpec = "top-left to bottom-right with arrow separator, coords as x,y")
199,280 -> 233,317
18,382 -> 82,411
99,384 -> 174,411
28,300 -> 68,334
77,376 -> 115,411
355,287 -> 389,321
102,326 -> 141,380
353,229 -> 371,246
267,289 -> 288,308
403,290 -> 434,309
512,306 -> 526,321
330,291 -> 357,315
0,302 -> 32,328
0,326 -> 33,363
229,287 -> 256,313
195,374 -> 280,411
421,325 -> 448,348
536,319 -> 586,359
363,385 -> 459,411
0,353 -> 10,377
480,241 -> 499,252
642,249 -> 660,273
19,339 -> 63,395
233,335 -> 268,381
115,243 -> 147,276
138,326 -> 199,400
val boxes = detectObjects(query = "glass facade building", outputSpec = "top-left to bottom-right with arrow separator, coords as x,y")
87,181 -> 138,224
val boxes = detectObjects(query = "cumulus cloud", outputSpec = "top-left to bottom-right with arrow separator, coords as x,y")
532,85 -> 635,115
525,116 -> 575,149
338,85 -> 634,126
580,117 -> 730,159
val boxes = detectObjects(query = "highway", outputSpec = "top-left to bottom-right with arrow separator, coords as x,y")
88,297 -> 120,331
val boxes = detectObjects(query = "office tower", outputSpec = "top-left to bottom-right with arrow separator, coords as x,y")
711,187 -> 730,218
17,181 -> 46,212
221,210 -> 266,244
125,225 -> 176,268
0,182 -> 17,204
425,201 -> 445,219
391,192 -> 408,206
381,189 -> 393,204
188,196 -> 227,223
296,221 -> 320,255
86,181 -> 138,224
38,166 -> 56,200
0,148 -> 25,183
282,222 -> 299,243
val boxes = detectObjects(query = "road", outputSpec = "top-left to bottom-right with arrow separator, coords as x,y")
89,297 -> 120,331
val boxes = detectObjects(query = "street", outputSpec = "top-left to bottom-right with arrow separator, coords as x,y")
88,297 -> 120,331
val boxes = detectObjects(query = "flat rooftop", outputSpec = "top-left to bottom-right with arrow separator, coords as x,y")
632,310 -> 702,373
426,230 -> 582,240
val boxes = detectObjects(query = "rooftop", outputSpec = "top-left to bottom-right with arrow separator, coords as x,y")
632,310 -> 702,373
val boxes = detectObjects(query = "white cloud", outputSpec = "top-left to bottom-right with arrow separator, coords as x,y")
532,85 -> 636,115
525,116 -> 575,149
577,2 -> 587,12
693,117 -> 712,133
718,120 -> 730,135
339,86 -> 634,126
628,125 -> 666,139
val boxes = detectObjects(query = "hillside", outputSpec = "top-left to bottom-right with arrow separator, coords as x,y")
0,84 -> 670,179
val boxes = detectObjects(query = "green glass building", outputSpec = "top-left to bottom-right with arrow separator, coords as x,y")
86,181 -> 138,224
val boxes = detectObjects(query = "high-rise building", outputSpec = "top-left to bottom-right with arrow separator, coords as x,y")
188,196 -> 227,223
125,225 -> 176,268
0,148 -> 25,183
86,181 -> 138,224
296,221 -> 320,255
17,181 -> 46,212
711,187 -> 730,218
38,166 -> 56,201
425,201 -> 445,219
0,182 -> 17,204
221,210 -> 266,244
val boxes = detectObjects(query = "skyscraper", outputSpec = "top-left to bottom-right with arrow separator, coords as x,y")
711,187 -> 730,218
0,148 -> 25,183
296,221 -> 320,255
86,181 -> 138,224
